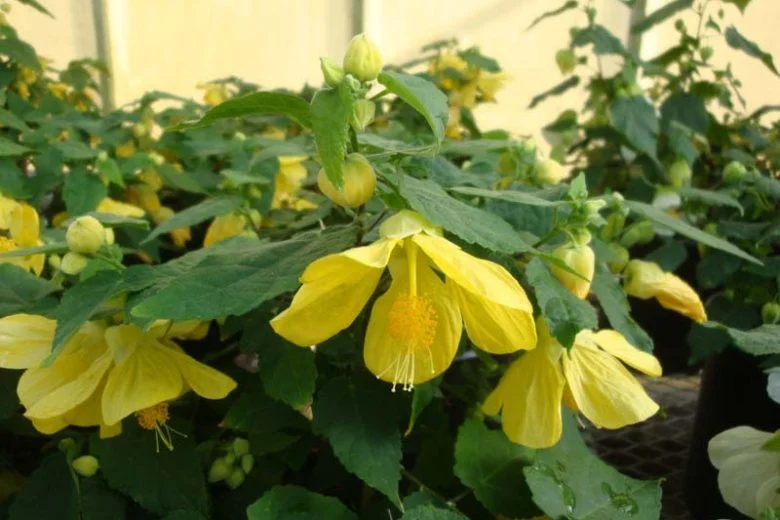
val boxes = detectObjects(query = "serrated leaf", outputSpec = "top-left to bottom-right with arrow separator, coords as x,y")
679,186 -> 743,215
247,486 -> 357,520
609,96 -> 659,159
144,195 -> 243,243
398,175 -> 533,254
62,167 -> 106,216
0,136 -> 31,156
9,453 -> 79,520
130,227 -> 357,321
378,71 -> 448,144
0,263 -> 56,317
725,26 -> 778,76
528,76 -> 580,109
573,25 -> 627,55
721,324 -> 780,355
525,413 -> 662,519
453,419 -> 538,517
527,1 -> 579,30
224,380 -> 309,433
660,92 -> 709,135
625,200 -> 760,264
402,505 -> 468,520
80,478 -> 128,520
525,257 -> 598,348
591,264 -> 654,352
172,91 -> 312,130
313,375 -> 402,506
631,0 -> 693,34
449,186 -> 562,207
310,83 -> 353,187
253,337 -> 316,409
358,133 -> 437,157
96,421 -> 208,517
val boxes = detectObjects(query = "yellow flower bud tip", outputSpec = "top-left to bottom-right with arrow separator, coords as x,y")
240,453 -> 255,474
231,438 -> 250,457
343,33 -> 382,82
66,215 -> 105,254
320,56 -> 345,87
225,468 -> 246,489
208,458 -> 232,483
550,242 -> 595,300
535,159 -> 568,184
317,153 -> 376,208
71,455 -> 100,478
61,252 -> 88,275
350,99 -> 376,131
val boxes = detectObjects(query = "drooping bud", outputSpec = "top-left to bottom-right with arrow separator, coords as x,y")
722,161 -> 747,184
317,153 -> 376,208
550,236 -> 596,300
208,458 -> 232,483
225,468 -> 246,490
232,438 -> 250,458
623,259 -> 707,323
61,252 -> 89,275
555,48 -> 576,74
669,158 -> 692,187
343,33 -> 382,82
350,99 -> 376,131
66,216 -> 105,254
762,302 -> 780,324
320,57 -> 345,87
620,220 -> 654,248
534,158 -> 568,185
72,455 -> 100,477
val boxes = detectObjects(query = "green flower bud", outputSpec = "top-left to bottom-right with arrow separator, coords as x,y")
232,438 -> 250,458
58,438 -> 76,454
320,57 -> 345,87
550,241 -> 595,300
585,199 -> 607,222
208,458 -> 232,483
669,158 -> 692,188
700,46 -> 714,61
601,211 -> 626,241
132,123 -> 147,139
607,243 -> 630,274
97,151 -> 108,162
72,455 -> 99,477
344,74 -> 362,93
225,468 -> 245,490
61,252 -> 88,276
317,153 -> 376,208
343,33 -> 382,82
66,216 -> 105,254
240,453 -> 255,474
762,302 -> 780,325
620,220 -> 655,248
223,452 -> 236,466
48,254 -> 61,270
723,161 -> 747,184
555,48 -> 576,74
534,158 -> 568,184
103,227 -> 115,246
234,131 -> 247,141
350,99 -> 376,132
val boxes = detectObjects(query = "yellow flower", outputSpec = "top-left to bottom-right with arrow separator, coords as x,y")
477,71 -> 506,101
429,53 -> 469,91
272,156 -> 316,211
623,259 -> 707,323
152,207 -> 191,248
202,84 -> 228,106
483,319 -> 661,448
0,315 -> 236,441
96,197 -> 145,218
271,210 -> 536,391
115,141 -> 136,159
203,213 -> 249,247
0,196 -> 44,275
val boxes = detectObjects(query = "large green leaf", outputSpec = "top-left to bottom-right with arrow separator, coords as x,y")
723,0 -> 751,12
223,380 -> 309,434
378,71 -> 448,144
625,200 -> 760,264
450,186 -> 562,207
0,264 -> 56,317
53,141 -> 98,160
398,175 -> 534,254
528,76 -> 580,109
144,195 -> 244,243
0,136 -> 31,156
0,36 -> 41,72
631,0 -> 694,34
402,506 -> 468,520
527,1 -> 578,30
0,107 -> 30,132
525,257 -> 598,348
96,421 -> 208,517
310,83 -> 354,187
454,419 -> 538,517
573,25 -> 627,55
9,453 -> 79,520
725,26 -> 778,76
313,375 -> 402,506
660,92 -> 709,134
62,167 -> 107,216
721,324 -> 780,355
130,227 -> 357,321
525,414 -> 662,519
172,91 -> 312,130
80,478 -> 128,520
609,96 -> 659,158
591,264 -> 654,352
247,486 -> 357,520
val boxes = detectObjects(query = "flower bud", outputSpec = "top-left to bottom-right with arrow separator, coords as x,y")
620,220 -> 654,248
534,159 -> 568,185
700,46 -> 713,61
585,199 -> 607,222
66,216 -> 105,254
208,458 -> 232,483
72,455 -> 99,477
132,123 -> 146,139
623,259 -> 707,322
58,438 -> 76,454
223,452 -> 236,466
762,302 -> 780,324
320,57 -> 345,87
601,211 -> 626,241
232,438 -> 250,457
343,33 -> 382,82
48,254 -> 61,270
225,468 -> 245,490
723,161 -> 747,184
317,153 -> 376,208
555,49 -> 576,74
240,454 -> 255,474
607,243 -> 630,274
550,241 -> 595,300
350,99 -> 376,132
669,158 -> 692,187
103,227 -> 115,246
97,151 -> 108,162
61,252 -> 88,275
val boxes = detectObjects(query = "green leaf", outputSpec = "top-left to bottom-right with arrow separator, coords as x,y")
0,36 -> 40,72
725,26 -> 778,75
144,195 -> 243,243
378,71 -> 448,144
527,1 -> 579,30
17,0 -> 55,18
398,175 -> 534,254
9,453 -> 79,520
256,339 -> 317,409
358,133 -> 437,157
750,172 -> 780,200
660,92 -> 709,135
406,378 -> 440,435
721,324 -> 780,355
645,240 -> 688,272
62,167 -> 107,216
62,212 -> 149,229
310,84 -> 353,187
96,421 -> 208,517
678,186 -> 743,215
525,257 -> 598,348
0,242 -> 68,259
525,413 -> 662,519
53,141 -> 98,160
0,136 -> 31,156
402,505 -> 468,520
313,375 -> 402,506
454,419 -> 538,517
631,0 -> 694,34
247,486 -> 357,520
449,186 -> 562,207
528,76 -> 580,109
609,96 -> 659,159
591,264 -> 654,352
48,270 -> 124,365
0,263 -> 56,317
172,91 -> 312,130
0,107 -> 30,132
458,48 -> 501,72
130,227 -> 357,320
723,0 -> 752,12
80,478 -> 128,520
96,157 -> 124,187
625,200 -> 760,264
224,381 -> 309,433
573,25 -> 627,55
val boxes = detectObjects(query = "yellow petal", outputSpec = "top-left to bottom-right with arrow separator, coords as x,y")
0,314 -> 55,369
277,155 -> 307,166
271,239 -> 398,346
96,198 -> 145,218
30,416 -> 67,435
101,325 -> 184,425
483,349 -> 565,448
378,210 -> 442,240
562,343 -> 659,429
10,203 -> 39,246
584,329 -> 662,377
364,257 -> 462,388
203,214 -> 247,247
655,273 -> 707,323
0,195 -> 18,229
162,347 -> 236,400
148,320 -> 209,341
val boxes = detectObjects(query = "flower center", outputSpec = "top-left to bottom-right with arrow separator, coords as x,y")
136,403 -> 169,430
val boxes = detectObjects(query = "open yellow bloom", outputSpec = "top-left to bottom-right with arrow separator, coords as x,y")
0,315 -> 236,439
0,196 -> 44,275
476,71 -> 506,101
623,259 -> 707,323
483,319 -> 661,448
272,156 -> 316,211
271,210 -> 536,390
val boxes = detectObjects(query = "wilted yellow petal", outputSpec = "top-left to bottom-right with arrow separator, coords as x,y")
0,314 -> 55,369
585,329 -> 662,377
203,214 -> 247,247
